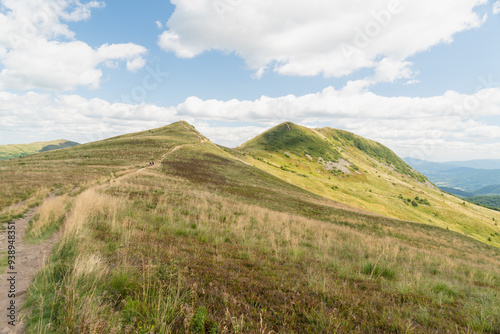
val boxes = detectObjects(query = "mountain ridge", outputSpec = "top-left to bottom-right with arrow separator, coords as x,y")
405,157 -> 500,192
0,139 -> 80,160
1,120 -> 499,332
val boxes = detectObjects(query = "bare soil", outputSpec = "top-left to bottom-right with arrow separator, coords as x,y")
0,203 -> 61,334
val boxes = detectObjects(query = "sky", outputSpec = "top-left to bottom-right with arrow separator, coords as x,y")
1,0 -> 500,162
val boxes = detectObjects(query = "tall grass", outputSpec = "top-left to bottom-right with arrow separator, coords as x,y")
24,195 -> 69,241
22,170 -> 500,332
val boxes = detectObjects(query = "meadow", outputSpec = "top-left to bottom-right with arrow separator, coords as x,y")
0,121 -> 499,333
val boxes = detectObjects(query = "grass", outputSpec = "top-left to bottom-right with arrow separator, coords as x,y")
0,120 -> 496,333
23,142 -> 500,333
0,251 -> 8,274
234,123 -> 500,247
0,139 -> 79,161
239,122 -> 342,162
0,121 -> 203,210
24,195 -> 70,243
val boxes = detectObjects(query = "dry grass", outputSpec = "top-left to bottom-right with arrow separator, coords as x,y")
9,122 -> 499,333
63,189 -> 124,239
21,170 -> 497,332
21,168 -> 500,332
28,195 -> 69,238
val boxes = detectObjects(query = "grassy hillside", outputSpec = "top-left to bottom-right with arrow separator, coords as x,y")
0,139 -> 79,160
0,121 -> 203,210
317,127 -> 424,180
236,122 -> 500,247
1,121 -> 499,333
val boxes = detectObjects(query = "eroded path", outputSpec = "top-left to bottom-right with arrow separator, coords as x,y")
0,134 -> 213,333
0,202 -> 61,333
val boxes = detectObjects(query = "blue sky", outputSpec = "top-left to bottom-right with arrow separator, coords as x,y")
1,0 -> 500,161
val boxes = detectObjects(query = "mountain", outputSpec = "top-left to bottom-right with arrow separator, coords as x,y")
1,121 -> 499,333
447,159 -> 500,170
405,157 -> 500,171
0,139 -> 80,160
404,157 -> 500,192
474,184 -> 500,196
439,186 -> 474,197
237,122 -> 500,234
438,185 -> 500,210
466,195 -> 500,211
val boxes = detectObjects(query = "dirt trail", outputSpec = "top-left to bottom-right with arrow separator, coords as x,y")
0,135 -> 209,333
0,197 -> 61,334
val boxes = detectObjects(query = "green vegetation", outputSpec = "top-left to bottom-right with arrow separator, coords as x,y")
0,251 -> 8,274
467,195 -> 500,211
318,127 -> 426,182
0,139 -> 79,160
235,122 -> 499,246
239,122 -> 342,162
1,120 -> 499,333
399,195 -> 431,207
24,160 -> 500,332
0,121 -> 202,209
24,195 -> 70,243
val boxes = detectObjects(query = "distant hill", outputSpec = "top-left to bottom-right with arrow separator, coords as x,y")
0,139 -> 80,160
446,159 -> 500,170
466,195 -> 500,211
439,187 -> 474,197
438,185 -> 500,210
473,184 -> 500,196
404,157 -> 500,192
405,157 -> 500,170
408,157 -> 500,210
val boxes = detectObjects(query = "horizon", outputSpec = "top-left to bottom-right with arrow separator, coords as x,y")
1,1 -> 500,161
3,119 -> 500,164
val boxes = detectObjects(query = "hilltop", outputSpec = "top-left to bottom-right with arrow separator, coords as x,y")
0,139 -> 80,160
0,121 -> 499,333
235,122 -> 498,246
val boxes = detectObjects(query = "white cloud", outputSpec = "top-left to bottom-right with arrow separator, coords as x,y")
494,1 -> 500,14
2,86 -> 500,160
0,0 -> 147,91
155,20 -> 163,29
0,91 -> 178,144
174,86 -> 500,160
158,0 -> 486,81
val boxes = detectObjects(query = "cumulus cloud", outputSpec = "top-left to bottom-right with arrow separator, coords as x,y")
176,86 -> 500,160
158,0 -> 485,82
0,0 -> 147,91
2,87 -> 500,161
0,91 -> 178,144
494,1 -> 500,14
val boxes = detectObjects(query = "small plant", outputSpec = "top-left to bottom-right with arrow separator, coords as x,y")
361,262 -> 396,280
192,307 -> 207,333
